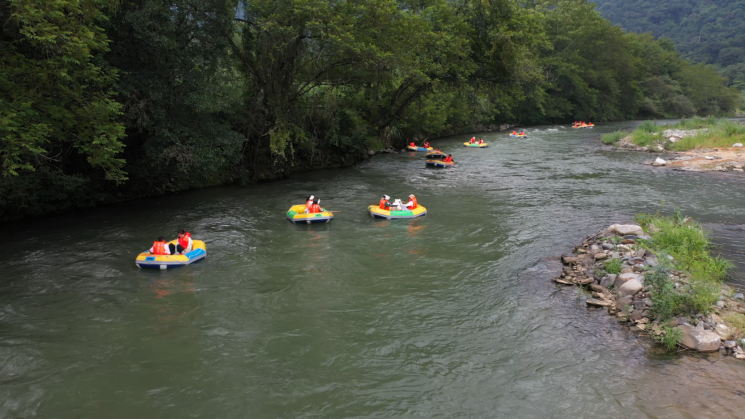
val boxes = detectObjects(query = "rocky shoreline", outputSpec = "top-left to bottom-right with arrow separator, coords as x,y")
555,223 -> 745,357
611,128 -> 745,173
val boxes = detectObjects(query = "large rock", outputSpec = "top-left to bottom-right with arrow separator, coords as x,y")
715,324 -> 733,339
600,274 -> 616,288
653,157 -> 667,166
610,224 -> 644,236
678,324 -> 721,352
614,272 -> 640,289
618,278 -> 643,296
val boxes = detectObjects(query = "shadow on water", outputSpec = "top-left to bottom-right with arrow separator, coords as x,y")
1,120 -> 745,418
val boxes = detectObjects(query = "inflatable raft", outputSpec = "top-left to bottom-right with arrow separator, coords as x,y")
368,204 -> 427,220
407,145 -> 433,152
572,124 -> 594,129
286,204 -> 334,224
463,142 -> 488,148
424,150 -> 454,168
509,133 -> 527,138
136,240 -> 207,270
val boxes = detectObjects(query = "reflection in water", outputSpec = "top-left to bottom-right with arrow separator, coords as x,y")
2,121 -> 745,418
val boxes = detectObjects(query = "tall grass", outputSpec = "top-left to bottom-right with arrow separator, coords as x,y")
635,210 -> 733,283
637,120 -> 659,133
631,130 -> 658,146
657,118 -> 745,151
601,131 -> 624,144
634,211 -> 732,322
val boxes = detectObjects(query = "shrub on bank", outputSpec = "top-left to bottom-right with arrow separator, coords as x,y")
601,131 -> 624,144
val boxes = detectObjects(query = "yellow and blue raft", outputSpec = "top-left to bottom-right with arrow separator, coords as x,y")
368,204 -> 427,220
136,240 -> 207,270
463,142 -> 488,148
509,133 -> 527,138
286,204 -> 334,224
407,145 -> 434,151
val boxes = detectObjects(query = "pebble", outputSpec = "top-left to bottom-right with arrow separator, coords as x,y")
735,293 -> 744,301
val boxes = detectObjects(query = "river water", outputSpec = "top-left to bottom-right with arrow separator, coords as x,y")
2,121 -> 745,418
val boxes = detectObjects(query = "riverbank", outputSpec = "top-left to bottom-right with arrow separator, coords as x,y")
555,213 -> 745,356
602,118 -> 745,173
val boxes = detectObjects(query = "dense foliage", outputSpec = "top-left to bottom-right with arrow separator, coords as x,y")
0,0 -> 740,220
593,0 -> 745,90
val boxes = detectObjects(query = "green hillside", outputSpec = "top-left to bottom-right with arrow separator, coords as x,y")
593,0 -> 745,89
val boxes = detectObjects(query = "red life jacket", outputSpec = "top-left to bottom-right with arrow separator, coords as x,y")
410,197 -> 418,209
444,156 -> 452,162
379,198 -> 389,210
410,142 -> 415,147
478,139 -> 483,144
424,142 -> 430,148
152,241 -> 167,255
512,131 -> 517,135
310,204 -> 321,213
178,232 -> 191,249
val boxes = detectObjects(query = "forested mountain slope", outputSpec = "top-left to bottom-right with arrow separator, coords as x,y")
593,0 -> 745,89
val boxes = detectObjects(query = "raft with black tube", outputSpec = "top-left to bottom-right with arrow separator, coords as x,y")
136,240 -> 207,270
425,150 -> 454,167
286,204 -> 334,224
367,204 -> 427,220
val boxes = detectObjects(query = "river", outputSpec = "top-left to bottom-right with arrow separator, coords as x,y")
2,121 -> 745,418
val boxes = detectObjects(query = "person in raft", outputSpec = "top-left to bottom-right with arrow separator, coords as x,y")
402,194 -> 418,210
511,130 -> 517,135
169,229 -> 193,255
519,131 -> 525,136
307,199 -> 323,213
478,138 -> 484,144
443,154 -> 453,163
379,195 -> 391,210
423,141 -> 430,148
305,195 -> 314,209
409,142 -> 416,148
149,237 -> 171,255
470,137 -> 476,144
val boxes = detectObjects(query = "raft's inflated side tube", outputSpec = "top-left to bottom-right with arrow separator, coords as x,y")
425,151 -> 447,159
462,142 -> 488,148
286,204 -> 334,224
136,240 -> 207,270
407,146 -> 434,151
425,160 -> 455,167
367,204 -> 427,220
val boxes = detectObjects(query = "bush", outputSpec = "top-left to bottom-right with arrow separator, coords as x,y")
637,120 -> 659,132
653,325 -> 683,351
604,258 -> 622,275
646,267 -> 676,320
631,130 -> 657,146
601,131 -> 624,144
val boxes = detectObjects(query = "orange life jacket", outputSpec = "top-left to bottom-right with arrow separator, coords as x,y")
424,142 -> 430,148
379,198 -> 389,210
444,156 -> 453,162
410,197 -> 418,209
177,232 -> 191,249
152,241 -> 167,255
410,142 -> 415,147
306,199 -> 313,209
310,204 -> 321,213
478,139 -> 483,144
512,131 -> 517,135
520,132 -> 525,135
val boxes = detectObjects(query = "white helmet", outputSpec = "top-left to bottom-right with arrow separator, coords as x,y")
309,195 -> 314,200
383,195 -> 390,200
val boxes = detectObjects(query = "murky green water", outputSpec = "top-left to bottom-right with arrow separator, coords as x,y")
3,121 -> 745,418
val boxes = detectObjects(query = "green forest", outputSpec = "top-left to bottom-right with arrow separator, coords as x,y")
593,0 -> 745,90
0,0 -> 741,221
